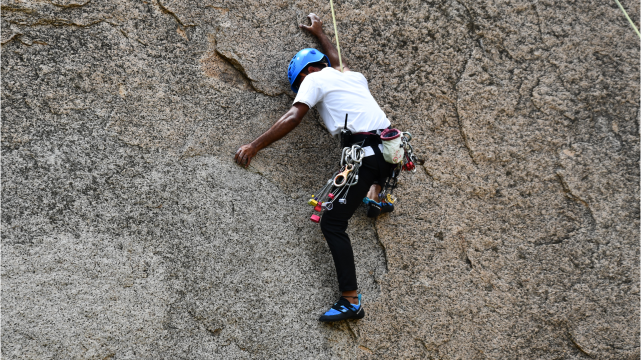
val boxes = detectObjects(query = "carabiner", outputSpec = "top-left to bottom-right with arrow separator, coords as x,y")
351,146 -> 364,163
333,164 -> 354,187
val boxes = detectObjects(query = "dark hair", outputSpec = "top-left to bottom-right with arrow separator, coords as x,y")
293,59 -> 328,90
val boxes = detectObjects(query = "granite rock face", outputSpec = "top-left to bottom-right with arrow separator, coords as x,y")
2,0 -> 639,358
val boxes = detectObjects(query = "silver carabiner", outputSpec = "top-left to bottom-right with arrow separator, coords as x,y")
340,147 -> 350,166
350,145 -> 364,164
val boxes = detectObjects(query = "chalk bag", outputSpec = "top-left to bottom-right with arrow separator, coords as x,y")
380,128 -> 404,164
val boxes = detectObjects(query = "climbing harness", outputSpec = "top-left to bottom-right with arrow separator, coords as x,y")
306,126 -> 420,223
613,0 -> 640,39
329,0 -> 344,72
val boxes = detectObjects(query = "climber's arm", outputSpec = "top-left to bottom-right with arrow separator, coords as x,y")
234,103 -> 309,167
299,13 -> 350,72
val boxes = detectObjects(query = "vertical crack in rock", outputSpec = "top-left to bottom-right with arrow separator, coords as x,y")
637,106 -> 641,137
106,21 -> 147,46
214,49 -> 281,96
529,77 -> 544,112
200,43 -> 253,92
345,321 -> 358,341
459,0 -> 480,39
453,53 -> 478,166
455,113 -> 477,166
157,0 -> 194,28
459,1 -> 487,52
452,0 -> 479,166
568,330 -> 594,358
465,252 -> 474,269
373,222 -> 389,272
556,172 -> 597,226
532,3 -> 545,41
556,172 -> 590,209
458,234 -> 473,269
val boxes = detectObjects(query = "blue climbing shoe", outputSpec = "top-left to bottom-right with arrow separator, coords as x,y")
319,295 -> 365,322
364,197 -> 381,218
364,197 -> 394,218
380,201 -> 395,214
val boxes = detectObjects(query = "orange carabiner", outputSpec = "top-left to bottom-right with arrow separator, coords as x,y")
333,164 -> 354,187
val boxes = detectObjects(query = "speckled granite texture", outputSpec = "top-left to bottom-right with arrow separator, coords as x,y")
2,0 -> 639,358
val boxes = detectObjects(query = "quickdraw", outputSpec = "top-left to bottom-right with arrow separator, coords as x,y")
401,132 -> 418,172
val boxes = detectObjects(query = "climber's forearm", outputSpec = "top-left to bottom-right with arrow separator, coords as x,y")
251,106 -> 306,151
234,103 -> 309,167
316,32 -> 348,71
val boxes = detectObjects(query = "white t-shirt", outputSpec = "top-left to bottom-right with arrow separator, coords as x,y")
293,67 -> 390,136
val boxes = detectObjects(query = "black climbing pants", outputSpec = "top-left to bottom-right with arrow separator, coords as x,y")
320,149 -> 391,292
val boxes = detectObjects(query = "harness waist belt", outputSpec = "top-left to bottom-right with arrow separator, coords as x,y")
362,144 -> 384,157
354,127 -> 388,136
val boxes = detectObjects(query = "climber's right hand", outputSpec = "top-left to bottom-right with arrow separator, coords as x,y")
300,13 -> 324,37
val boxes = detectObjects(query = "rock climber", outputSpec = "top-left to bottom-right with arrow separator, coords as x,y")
234,13 -> 394,322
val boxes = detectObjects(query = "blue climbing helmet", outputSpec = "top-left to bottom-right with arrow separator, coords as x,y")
287,48 -> 331,93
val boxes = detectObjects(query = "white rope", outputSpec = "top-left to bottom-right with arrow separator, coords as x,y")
613,0 -> 640,39
329,0 -> 344,72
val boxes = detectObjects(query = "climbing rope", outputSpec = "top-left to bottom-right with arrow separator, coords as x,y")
329,0 -> 344,72
613,0 -> 640,39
